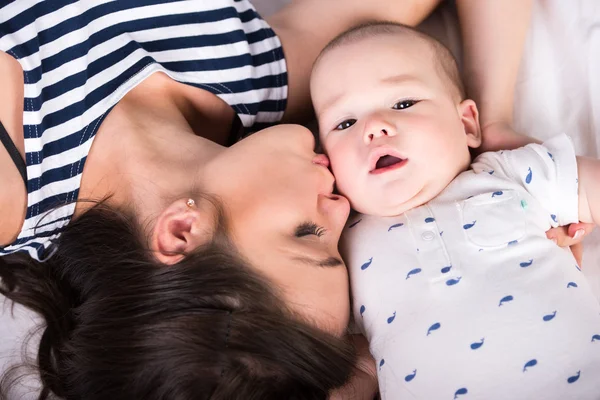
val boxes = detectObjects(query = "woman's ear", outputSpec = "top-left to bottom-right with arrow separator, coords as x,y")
458,99 -> 482,149
151,198 -> 213,265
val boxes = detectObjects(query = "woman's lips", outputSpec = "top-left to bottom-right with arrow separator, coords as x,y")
312,154 -> 330,168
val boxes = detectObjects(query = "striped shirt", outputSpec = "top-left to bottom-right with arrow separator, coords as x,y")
0,0 -> 288,261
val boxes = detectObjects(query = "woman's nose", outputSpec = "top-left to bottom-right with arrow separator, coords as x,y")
363,115 -> 397,144
318,193 -> 350,229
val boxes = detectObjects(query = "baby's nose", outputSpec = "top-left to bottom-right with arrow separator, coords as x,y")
363,117 -> 396,144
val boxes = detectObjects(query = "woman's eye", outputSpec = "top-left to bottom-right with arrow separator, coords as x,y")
295,222 -> 326,238
335,119 -> 356,131
392,100 -> 418,110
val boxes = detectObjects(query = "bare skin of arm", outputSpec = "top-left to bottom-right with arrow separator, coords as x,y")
456,0 -> 593,260
457,0 -> 534,152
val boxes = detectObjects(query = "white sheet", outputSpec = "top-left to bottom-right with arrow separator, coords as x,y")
2,1 -> 599,397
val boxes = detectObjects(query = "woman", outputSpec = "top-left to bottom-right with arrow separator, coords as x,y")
0,0 -> 588,399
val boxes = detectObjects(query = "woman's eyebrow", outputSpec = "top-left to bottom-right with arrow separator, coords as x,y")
293,255 -> 344,268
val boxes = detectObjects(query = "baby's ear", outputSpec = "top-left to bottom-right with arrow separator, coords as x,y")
458,99 -> 482,149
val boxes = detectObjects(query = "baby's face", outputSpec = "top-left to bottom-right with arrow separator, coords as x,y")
311,34 -> 480,216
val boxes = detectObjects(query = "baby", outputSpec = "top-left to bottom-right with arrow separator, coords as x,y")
310,23 -> 600,399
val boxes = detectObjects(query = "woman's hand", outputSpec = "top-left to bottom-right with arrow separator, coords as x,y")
478,121 -> 539,154
547,222 -> 595,267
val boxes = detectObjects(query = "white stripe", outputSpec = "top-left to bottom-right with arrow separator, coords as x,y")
18,204 -> 75,237
0,0 -> 42,24
254,110 -> 285,124
0,0 -> 114,51
23,55 -> 286,154
25,0 -> 240,66
22,177 -> 81,232
23,41 -> 284,128
23,15 -> 268,98
26,132 -> 94,184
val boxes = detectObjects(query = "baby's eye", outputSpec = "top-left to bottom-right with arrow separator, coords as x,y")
392,100 -> 418,110
335,119 -> 356,131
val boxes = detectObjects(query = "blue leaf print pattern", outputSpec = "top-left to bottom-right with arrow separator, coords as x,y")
454,388 -> 468,399
359,305 -> 366,316
523,359 -> 538,372
379,359 -> 385,370
508,240 -> 519,246
567,371 -> 581,384
526,167 -> 533,184
387,311 -> 396,324
388,223 -> 404,231
441,265 -> 452,274
521,199 -> 528,210
520,259 -> 534,268
349,219 -> 362,228
567,282 -> 578,288
405,369 -> 417,382
492,191 -> 504,197
591,334 -> 600,342
425,217 -> 436,223
543,311 -> 557,321
488,170 -> 495,175
470,338 -> 485,350
463,221 -> 477,230
361,258 -> 373,270
551,214 -> 558,223
499,295 -> 514,306
548,152 -> 554,161
446,277 -> 462,286
575,264 -> 582,272
427,322 -> 441,336
406,268 -> 422,279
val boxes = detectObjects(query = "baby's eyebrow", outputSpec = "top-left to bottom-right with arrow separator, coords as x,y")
380,73 -> 416,85
293,255 -> 344,268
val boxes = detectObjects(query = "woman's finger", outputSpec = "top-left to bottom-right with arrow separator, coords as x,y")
570,242 -> 584,267
567,223 -> 595,244
546,223 -> 594,247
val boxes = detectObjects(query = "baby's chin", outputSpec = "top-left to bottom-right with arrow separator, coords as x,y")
349,187 -> 431,217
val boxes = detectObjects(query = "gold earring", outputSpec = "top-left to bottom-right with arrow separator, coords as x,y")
186,199 -> 196,208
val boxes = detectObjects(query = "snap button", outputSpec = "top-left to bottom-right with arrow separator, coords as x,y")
422,231 -> 435,241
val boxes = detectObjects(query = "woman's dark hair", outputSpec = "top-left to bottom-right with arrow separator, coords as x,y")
0,203 -> 356,400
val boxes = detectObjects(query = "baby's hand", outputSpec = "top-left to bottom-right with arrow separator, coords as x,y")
546,222 -> 595,267
329,335 -> 378,400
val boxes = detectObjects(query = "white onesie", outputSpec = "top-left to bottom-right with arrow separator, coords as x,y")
343,135 -> 600,400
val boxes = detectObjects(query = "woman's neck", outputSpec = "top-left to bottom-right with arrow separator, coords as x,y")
76,72 -> 232,222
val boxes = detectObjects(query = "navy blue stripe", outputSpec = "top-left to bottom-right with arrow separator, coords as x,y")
8,223 -> 67,247
26,47 -> 283,127
28,29 -> 279,109
238,8 -> 260,24
15,5 -> 258,67
26,189 -> 79,219
245,27 -> 276,44
162,46 -> 284,73
23,57 -> 153,140
0,0 -> 77,37
27,158 -> 84,191
228,99 -> 285,116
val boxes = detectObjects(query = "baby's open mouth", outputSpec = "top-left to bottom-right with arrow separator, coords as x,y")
370,154 -> 408,174
375,155 -> 403,169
